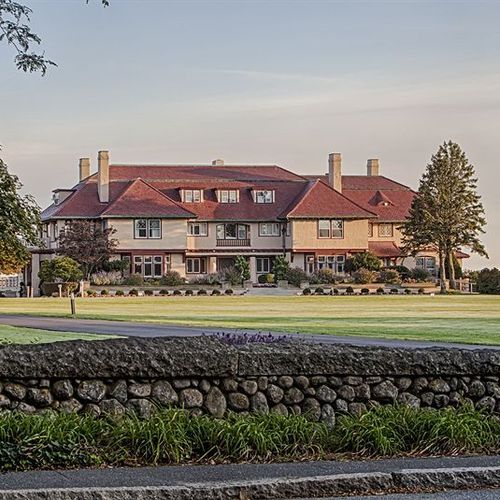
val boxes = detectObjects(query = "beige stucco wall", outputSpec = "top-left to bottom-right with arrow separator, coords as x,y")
368,222 -> 404,245
108,219 -> 187,250
291,219 -> 369,251
186,222 -> 286,251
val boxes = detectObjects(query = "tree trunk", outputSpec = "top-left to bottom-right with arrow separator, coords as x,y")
439,248 -> 447,294
447,250 -> 457,290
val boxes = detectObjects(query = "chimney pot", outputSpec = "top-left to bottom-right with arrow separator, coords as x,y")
328,152 -> 342,192
212,159 -> 224,166
79,158 -> 90,181
367,159 -> 380,176
98,150 -> 110,203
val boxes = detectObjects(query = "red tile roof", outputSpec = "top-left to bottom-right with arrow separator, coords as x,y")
285,180 -> 376,219
41,163 -> 415,223
101,179 -> 195,218
368,241 -> 403,258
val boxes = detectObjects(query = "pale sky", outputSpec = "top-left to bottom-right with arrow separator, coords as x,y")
1,0 -> 499,268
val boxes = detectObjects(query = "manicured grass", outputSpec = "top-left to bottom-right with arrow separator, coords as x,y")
1,295 -> 500,345
0,325 -> 118,344
0,405 -> 498,471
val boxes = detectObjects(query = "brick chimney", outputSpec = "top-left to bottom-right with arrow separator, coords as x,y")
79,158 -> 90,181
328,152 -> 342,192
98,150 -> 109,203
367,159 -> 380,176
212,159 -> 224,166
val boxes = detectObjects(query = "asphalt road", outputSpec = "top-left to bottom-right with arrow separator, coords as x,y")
0,314 -> 499,350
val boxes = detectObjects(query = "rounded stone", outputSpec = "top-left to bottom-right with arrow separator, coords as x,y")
433,394 -> 450,408
316,385 -> 337,403
372,381 -> 398,401
151,381 -> 178,406
180,388 -> 203,408
411,377 -> 429,393
353,384 -> 371,401
59,398 -> 83,414
485,382 -> 500,397
3,383 -> 26,401
199,380 -> 211,394
109,380 -> 128,404
421,392 -> 434,406
0,395 -> 11,409
343,376 -> 363,386
278,376 -> 294,389
26,388 -> 53,408
266,384 -> 284,404
396,377 -> 412,391
290,405 -> 302,415
204,386 -> 226,417
328,376 -> 343,387
52,380 -> 73,400
270,403 -> 288,416
476,396 -> 496,413
336,385 -> 355,402
257,377 -> 268,391
334,399 -> 348,413
302,398 -> 321,421
17,402 -> 36,413
250,392 -> 269,414
468,380 -> 486,398
99,398 -> 126,416
283,387 -> 304,405
128,383 -> 151,398
294,376 -> 310,390
82,403 -> 101,417
348,402 -> 367,416
228,392 -> 250,411
240,380 -> 258,396
77,380 -> 106,403
365,377 -> 383,385
397,392 -> 421,409
428,379 -> 451,394
172,379 -> 191,389
320,404 -> 336,428
127,399 -> 154,418
222,378 -> 239,392
310,376 -> 327,386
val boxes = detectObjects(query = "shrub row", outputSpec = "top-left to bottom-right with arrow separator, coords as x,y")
86,289 -> 235,297
0,405 -> 497,471
302,287 -> 427,296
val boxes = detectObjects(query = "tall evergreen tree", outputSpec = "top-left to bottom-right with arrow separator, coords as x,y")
402,141 -> 487,293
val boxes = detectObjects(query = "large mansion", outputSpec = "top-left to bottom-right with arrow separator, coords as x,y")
27,151 -> 465,292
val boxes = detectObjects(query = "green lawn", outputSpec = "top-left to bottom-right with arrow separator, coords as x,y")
1,295 -> 500,345
0,325 -> 118,344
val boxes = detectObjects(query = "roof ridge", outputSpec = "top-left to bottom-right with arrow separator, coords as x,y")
282,180 -> 317,217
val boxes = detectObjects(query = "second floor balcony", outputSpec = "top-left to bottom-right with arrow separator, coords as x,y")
216,238 -> 251,247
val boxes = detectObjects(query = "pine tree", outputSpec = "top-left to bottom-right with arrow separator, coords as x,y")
402,141 -> 487,293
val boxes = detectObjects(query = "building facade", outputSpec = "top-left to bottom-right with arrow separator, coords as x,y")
28,151 -> 465,293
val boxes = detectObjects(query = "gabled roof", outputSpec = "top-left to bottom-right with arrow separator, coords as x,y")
101,179 -> 195,218
370,190 -> 394,206
285,180 -> 377,219
368,241 -> 403,258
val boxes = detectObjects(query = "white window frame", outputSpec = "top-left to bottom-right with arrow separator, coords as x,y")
255,190 -> 274,204
317,255 -> 345,274
218,189 -> 238,203
188,222 -> 208,236
318,220 -> 331,238
256,257 -> 271,274
184,189 -> 202,203
259,222 -> 280,237
148,219 -> 161,239
331,219 -> 344,239
216,223 -> 249,240
135,219 -> 161,239
186,257 -> 207,274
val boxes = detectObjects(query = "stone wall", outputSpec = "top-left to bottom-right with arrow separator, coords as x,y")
0,337 -> 499,425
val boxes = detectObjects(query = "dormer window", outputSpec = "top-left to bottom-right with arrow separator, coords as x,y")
182,189 -> 202,203
254,190 -> 274,203
218,189 -> 239,203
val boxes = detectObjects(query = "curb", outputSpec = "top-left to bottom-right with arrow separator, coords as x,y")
1,466 -> 499,499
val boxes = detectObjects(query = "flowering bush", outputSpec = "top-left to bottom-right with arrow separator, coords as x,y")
353,268 -> 377,284
91,271 -> 123,286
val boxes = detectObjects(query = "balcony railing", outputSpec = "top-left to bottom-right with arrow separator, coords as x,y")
216,238 -> 251,247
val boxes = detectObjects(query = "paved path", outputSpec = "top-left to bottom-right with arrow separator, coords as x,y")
0,455 -> 498,495
0,314 -> 498,350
